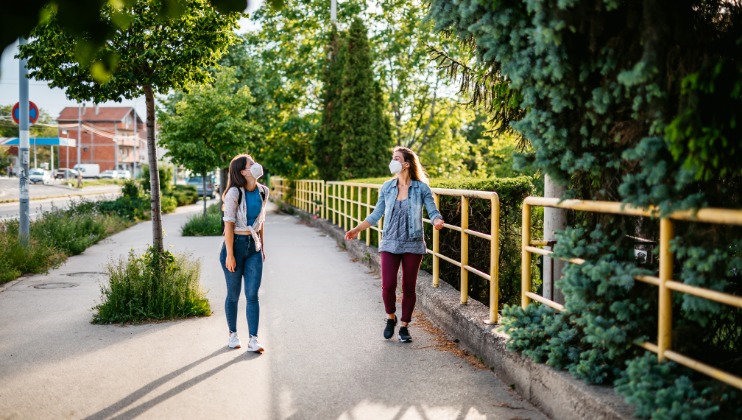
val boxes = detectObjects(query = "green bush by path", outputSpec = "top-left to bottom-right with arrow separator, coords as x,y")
167,185 -> 199,206
92,246 -> 211,324
181,203 -> 222,236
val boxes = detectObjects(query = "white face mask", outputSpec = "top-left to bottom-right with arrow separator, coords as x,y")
250,162 -> 264,180
389,160 -> 403,174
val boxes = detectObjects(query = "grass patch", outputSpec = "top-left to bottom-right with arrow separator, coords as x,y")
181,203 -> 222,236
0,201 -> 134,284
92,247 -> 211,324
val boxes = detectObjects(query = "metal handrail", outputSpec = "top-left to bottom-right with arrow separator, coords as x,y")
287,180 -> 503,324
521,196 -> 742,390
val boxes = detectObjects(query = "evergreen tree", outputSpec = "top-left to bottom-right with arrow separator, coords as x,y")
338,18 -> 393,180
314,25 -> 345,181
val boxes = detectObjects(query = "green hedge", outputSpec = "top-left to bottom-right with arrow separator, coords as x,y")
422,177 -> 539,307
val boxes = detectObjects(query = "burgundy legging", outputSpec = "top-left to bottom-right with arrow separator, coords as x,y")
380,252 -> 424,323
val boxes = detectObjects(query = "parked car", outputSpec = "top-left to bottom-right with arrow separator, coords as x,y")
100,170 -> 119,179
54,168 -> 79,179
116,170 -> 132,180
187,176 -> 215,198
73,163 -> 101,179
29,168 -> 52,184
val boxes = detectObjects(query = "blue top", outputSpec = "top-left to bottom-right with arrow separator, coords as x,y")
245,188 -> 262,226
365,179 -> 442,241
379,199 -> 427,254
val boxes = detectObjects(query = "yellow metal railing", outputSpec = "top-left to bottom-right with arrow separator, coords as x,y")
521,196 -> 742,390
294,179 -> 325,217
301,180 -> 502,324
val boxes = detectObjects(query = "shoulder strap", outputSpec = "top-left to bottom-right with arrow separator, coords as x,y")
238,187 -> 243,206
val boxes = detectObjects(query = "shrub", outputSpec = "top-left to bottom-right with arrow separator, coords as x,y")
32,201 -> 129,255
0,221 -> 65,283
616,353 -> 741,419
423,176 -> 537,307
181,204 -> 222,236
167,185 -> 198,206
92,246 -> 211,324
161,195 -> 178,214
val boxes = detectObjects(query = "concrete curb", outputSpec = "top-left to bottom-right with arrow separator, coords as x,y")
287,205 -> 636,420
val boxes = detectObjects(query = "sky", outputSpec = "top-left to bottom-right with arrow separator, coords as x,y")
0,2 -> 263,125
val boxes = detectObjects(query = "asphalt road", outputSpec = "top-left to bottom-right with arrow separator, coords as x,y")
0,177 -> 121,221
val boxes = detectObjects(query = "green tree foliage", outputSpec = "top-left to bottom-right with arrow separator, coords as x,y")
18,0 -> 240,253
337,18 -> 393,180
314,26 -> 345,181
240,1 -> 510,181
1,0 -> 278,73
158,67 -> 258,216
430,0 -> 742,416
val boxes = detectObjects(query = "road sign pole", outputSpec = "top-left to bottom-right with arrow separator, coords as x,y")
18,37 -> 30,246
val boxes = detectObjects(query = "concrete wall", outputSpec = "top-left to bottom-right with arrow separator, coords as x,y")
289,205 -> 636,420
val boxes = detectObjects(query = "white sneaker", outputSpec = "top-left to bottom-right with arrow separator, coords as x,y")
228,332 -> 241,349
247,335 -> 264,353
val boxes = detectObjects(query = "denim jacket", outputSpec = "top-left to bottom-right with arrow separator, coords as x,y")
365,179 -> 442,240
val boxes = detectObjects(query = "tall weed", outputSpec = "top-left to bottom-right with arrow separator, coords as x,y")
93,247 -> 211,323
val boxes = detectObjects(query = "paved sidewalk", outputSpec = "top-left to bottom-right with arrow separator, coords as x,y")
0,202 -> 547,420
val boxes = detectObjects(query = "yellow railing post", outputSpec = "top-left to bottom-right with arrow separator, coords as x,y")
522,202 -> 532,308
488,194 -> 500,324
433,194 -> 440,288
658,217 -> 674,362
343,184 -> 348,231
322,181 -> 327,220
332,183 -> 337,225
356,186 -> 361,233
461,196 -> 469,304
366,187 -> 371,246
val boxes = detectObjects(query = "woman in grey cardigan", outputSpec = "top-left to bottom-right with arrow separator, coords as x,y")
345,146 -> 444,342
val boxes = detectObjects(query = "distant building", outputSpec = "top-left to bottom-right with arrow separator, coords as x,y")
57,106 -> 147,175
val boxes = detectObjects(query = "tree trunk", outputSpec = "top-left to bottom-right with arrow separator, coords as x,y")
543,174 -> 566,304
144,84 -> 163,253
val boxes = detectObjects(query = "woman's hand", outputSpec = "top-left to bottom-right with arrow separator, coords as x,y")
433,218 -> 445,231
344,228 -> 358,240
225,254 -> 236,272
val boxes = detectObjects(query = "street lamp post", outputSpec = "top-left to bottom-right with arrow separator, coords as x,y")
18,37 -> 30,246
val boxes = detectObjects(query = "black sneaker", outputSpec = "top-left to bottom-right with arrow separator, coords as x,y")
383,316 -> 397,339
398,326 -> 412,343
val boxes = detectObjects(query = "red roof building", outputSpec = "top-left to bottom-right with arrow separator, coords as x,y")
57,106 -> 146,175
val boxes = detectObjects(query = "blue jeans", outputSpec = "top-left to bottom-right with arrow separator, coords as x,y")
220,235 -> 263,337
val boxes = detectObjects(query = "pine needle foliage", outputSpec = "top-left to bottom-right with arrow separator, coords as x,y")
314,25 -> 346,181
429,0 -> 742,416
336,18 -> 394,180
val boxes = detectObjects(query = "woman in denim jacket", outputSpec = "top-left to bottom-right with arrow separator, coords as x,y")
345,146 -> 444,342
